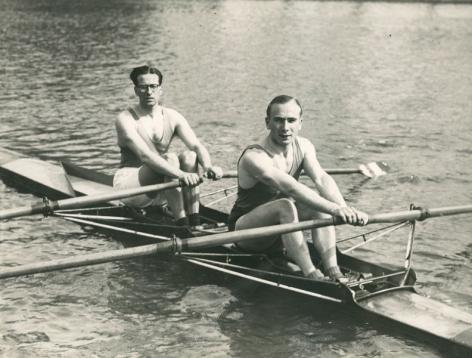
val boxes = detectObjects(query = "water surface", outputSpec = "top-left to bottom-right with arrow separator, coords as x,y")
1,1 -> 471,357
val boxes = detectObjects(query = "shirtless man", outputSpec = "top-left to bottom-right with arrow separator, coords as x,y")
228,95 -> 368,281
113,65 -> 222,227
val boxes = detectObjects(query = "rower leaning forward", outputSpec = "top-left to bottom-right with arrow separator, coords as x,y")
228,95 -> 369,282
114,65 -> 222,227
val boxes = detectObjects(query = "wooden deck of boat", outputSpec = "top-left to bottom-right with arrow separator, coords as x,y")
358,289 -> 472,353
0,148 -> 117,200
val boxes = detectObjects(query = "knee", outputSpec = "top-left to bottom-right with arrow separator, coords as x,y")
277,199 -> 299,223
179,150 -> 197,171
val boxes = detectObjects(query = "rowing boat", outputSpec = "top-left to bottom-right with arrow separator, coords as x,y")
0,146 -> 471,356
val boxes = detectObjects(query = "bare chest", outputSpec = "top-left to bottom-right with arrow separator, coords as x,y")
271,151 -> 294,173
136,115 -> 164,143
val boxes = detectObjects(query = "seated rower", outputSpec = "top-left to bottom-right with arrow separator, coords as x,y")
113,65 -> 222,227
228,95 -> 368,281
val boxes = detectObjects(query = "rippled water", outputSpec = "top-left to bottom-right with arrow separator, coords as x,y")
1,1 -> 471,357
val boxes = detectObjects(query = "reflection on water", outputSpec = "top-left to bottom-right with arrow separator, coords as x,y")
1,0 -> 471,357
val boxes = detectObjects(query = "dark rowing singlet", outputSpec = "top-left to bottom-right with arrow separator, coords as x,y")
228,137 -> 304,230
119,107 -> 174,168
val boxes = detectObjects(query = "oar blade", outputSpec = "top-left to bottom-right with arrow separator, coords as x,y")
359,161 -> 390,178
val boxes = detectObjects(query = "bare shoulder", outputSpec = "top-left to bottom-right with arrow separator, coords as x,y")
164,107 -> 186,123
238,147 -> 274,184
115,109 -> 134,128
240,146 -> 272,170
298,136 -> 325,177
297,136 -> 316,154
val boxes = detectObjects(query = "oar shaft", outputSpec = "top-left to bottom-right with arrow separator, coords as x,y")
181,204 -> 472,250
179,204 -> 472,251
183,218 -> 335,250
0,181 -> 181,220
369,205 -> 472,223
223,168 -> 361,178
324,168 -> 361,175
55,181 -> 180,210
0,161 -> 386,221
0,204 -> 45,221
0,241 -> 174,279
0,219 -> 335,279
1,173 -> 237,221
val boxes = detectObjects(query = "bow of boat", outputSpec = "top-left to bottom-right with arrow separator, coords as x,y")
354,286 -> 472,355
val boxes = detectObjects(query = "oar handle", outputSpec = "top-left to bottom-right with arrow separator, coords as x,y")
222,170 -> 237,178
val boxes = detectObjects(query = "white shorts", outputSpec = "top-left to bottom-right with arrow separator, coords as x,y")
113,167 -> 167,208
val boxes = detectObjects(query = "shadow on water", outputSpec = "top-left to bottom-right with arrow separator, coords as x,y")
102,253 -> 447,357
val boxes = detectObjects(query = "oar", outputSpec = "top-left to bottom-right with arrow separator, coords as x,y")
223,161 -> 390,179
0,180 -> 182,221
331,161 -> 390,178
0,161 -> 388,221
0,171 -> 240,221
0,204 -> 470,280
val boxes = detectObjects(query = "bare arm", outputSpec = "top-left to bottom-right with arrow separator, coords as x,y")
240,149 -> 341,215
172,110 -> 222,178
240,143 -> 368,225
300,138 -> 347,207
299,138 -> 368,224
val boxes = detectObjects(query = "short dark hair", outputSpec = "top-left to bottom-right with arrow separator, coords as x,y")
266,95 -> 303,118
130,65 -> 163,86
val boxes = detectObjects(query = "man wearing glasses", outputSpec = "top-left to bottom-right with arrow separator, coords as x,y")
114,65 -> 222,227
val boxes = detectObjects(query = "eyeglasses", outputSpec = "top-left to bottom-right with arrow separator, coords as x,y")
136,84 -> 160,92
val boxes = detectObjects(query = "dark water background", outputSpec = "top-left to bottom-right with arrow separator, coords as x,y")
1,1 -> 471,357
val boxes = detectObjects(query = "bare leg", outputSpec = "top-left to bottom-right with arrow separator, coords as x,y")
235,199 -> 319,277
138,154 -> 186,220
179,151 -> 199,224
311,214 -> 338,270
297,204 -> 343,280
162,153 -> 186,220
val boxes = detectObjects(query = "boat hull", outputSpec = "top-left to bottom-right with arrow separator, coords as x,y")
356,288 -> 472,356
1,146 -> 471,356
